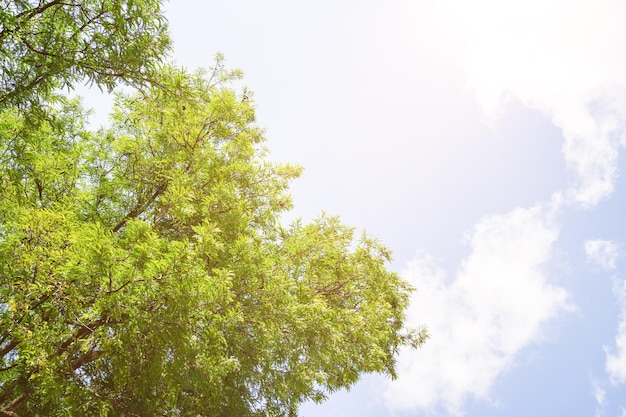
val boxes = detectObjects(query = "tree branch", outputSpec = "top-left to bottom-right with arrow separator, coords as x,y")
0,393 -> 27,416
0,339 -> 20,360
70,348 -> 104,371
112,183 -> 167,233
56,316 -> 110,355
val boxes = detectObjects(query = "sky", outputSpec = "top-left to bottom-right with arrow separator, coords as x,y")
82,0 -> 626,415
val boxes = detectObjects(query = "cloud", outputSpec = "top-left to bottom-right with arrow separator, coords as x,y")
585,240 -> 621,271
446,0 -> 626,207
385,202 -> 570,414
606,279 -> 626,384
592,379 -> 606,412
594,383 -> 606,406
379,0 -> 626,413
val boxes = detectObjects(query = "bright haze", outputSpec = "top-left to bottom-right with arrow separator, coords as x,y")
83,1 -> 626,415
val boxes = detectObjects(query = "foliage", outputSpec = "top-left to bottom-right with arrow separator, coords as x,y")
0,4 -> 426,414
0,0 -> 170,110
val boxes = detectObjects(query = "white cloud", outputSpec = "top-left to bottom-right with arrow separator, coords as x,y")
385,202 -> 570,414
585,240 -> 620,271
606,279 -> 626,384
381,0 -> 626,414
592,379 -> 606,407
380,0 -> 626,413
444,0 -> 626,207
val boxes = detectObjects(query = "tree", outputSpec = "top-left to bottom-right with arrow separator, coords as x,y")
0,0 -> 170,110
0,8 -> 426,415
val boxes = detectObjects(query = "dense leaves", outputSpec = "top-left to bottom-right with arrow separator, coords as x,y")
0,4 -> 426,415
0,0 -> 170,110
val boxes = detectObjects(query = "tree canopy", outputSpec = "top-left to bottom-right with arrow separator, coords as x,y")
0,4 -> 426,417
0,0 -> 170,110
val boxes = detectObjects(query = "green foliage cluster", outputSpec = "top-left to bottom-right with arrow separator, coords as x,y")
0,2 -> 427,416
0,0 -> 169,110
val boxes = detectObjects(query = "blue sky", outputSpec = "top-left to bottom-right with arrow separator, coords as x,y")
83,0 -> 626,415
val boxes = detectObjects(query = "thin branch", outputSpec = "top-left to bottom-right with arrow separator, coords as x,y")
0,392 -> 27,414
107,278 -> 146,295
70,348 -> 104,371
112,183 -> 167,233
56,316 -> 110,355
0,364 -> 18,373
16,0 -> 66,21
